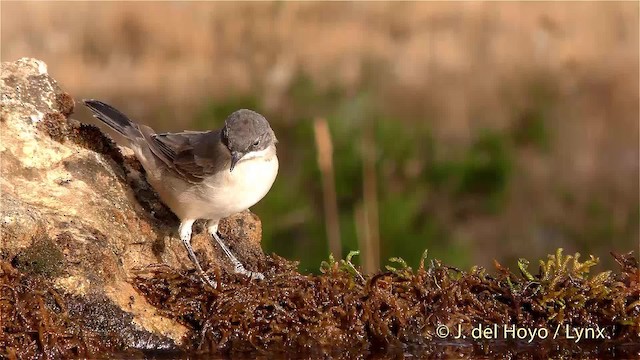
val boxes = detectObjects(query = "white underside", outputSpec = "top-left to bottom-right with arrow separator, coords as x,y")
138,145 -> 278,223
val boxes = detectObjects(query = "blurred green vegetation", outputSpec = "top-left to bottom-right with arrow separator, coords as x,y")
191,69 -> 638,274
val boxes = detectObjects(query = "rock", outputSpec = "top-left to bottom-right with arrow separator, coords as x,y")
0,58 -> 266,351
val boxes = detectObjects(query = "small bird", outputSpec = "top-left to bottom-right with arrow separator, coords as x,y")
83,100 -> 279,288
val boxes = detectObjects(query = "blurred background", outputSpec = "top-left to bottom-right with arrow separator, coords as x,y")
2,2 -> 638,273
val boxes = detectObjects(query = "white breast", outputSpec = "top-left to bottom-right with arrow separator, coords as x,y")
217,151 -> 279,213
138,143 -> 278,222
183,147 -> 278,221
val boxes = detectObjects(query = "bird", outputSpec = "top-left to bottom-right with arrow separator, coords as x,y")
83,99 -> 279,288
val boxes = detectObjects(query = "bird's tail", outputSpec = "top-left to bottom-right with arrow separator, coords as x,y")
83,99 -> 143,140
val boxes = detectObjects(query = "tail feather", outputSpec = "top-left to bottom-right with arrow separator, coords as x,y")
83,99 -> 141,139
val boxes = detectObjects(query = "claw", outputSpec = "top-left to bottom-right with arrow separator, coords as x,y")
207,220 -> 264,281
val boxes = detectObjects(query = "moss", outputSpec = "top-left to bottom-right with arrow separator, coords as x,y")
12,233 -> 64,278
2,249 -> 638,357
131,249 -> 639,358
37,112 -> 69,142
0,261 -> 150,359
55,92 -> 75,116
70,122 -> 123,158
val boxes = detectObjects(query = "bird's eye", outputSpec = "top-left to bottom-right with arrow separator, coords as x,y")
253,140 -> 260,147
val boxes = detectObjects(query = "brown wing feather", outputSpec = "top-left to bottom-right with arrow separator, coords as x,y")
146,130 -> 230,183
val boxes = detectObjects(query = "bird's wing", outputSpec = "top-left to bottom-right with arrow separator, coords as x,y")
145,130 -> 230,183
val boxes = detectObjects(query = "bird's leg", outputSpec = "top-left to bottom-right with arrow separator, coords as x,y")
206,221 -> 264,280
179,220 -> 217,288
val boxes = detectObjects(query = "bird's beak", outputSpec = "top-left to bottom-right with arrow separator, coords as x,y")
230,151 -> 243,172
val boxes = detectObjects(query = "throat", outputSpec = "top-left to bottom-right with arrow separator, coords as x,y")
235,156 -> 275,174
242,146 -> 274,161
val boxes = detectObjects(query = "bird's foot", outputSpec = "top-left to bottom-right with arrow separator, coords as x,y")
180,220 -> 218,288
232,263 -> 265,280
200,272 -> 218,289
214,232 -> 265,281
207,222 -> 264,281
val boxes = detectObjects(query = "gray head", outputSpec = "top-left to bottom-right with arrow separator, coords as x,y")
222,109 -> 276,171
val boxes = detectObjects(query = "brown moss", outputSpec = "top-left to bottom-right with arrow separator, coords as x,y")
2,249 -> 638,358
55,92 -> 75,116
0,261 -> 142,359
132,251 -> 640,358
69,122 -> 124,161
37,112 -> 69,142
151,236 -> 166,257
123,153 -> 144,173
0,260 -> 179,359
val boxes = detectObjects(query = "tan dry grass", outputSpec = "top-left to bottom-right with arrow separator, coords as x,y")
2,2 -> 636,119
